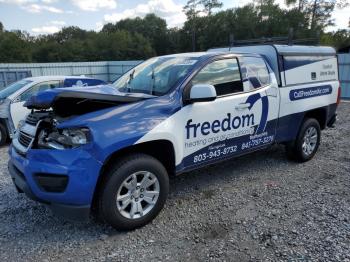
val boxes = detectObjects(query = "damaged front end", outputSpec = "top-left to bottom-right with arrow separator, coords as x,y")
37,125 -> 91,150
13,85 -> 152,154
12,110 -> 83,154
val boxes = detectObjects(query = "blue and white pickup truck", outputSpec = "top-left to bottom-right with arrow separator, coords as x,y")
8,45 -> 340,230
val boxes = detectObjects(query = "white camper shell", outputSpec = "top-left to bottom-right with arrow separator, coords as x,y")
208,45 -> 338,87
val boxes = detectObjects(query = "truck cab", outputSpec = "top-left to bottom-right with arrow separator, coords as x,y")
8,46 -> 340,230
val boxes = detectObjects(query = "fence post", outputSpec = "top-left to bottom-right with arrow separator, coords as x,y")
288,28 -> 294,45
107,62 -> 110,82
229,34 -> 234,49
89,64 -> 92,77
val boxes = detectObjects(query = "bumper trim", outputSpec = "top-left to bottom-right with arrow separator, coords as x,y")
8,160 -> 45,203
8,160 -> 91,221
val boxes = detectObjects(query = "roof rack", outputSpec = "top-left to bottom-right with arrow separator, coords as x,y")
229,37 -> 319,46
228,29 -> 320,47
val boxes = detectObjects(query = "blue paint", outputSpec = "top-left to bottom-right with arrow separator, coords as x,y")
245,93 -> 269,134
24,84 -> 154,109
9,145 -> 102,205
275,112 -> 305,142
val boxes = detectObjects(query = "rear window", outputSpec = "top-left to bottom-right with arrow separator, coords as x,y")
63,78 -> 106,88
240,56 -> 270,91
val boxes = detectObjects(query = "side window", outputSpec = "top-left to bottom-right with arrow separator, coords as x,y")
192,58 -> 243,96
18,81 -> 60,102
241,57 -> 270,91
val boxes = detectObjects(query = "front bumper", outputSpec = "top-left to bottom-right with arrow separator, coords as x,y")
8,145 -> 103,220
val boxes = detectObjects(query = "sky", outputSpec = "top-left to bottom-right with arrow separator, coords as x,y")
0,0 -> 349,35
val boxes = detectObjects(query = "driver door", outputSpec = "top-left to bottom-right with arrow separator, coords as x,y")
180,56 -> 279,170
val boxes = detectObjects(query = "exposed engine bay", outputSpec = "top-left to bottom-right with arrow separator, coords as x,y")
14,110 -> 93,152
13,90 -> 151,153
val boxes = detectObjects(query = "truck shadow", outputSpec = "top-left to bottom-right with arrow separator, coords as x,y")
0,141 -> 10,148
168,144 -> 287,197
0,144 -> 290,246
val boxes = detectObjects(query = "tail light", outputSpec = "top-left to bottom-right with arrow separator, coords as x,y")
337,83 -> 341,105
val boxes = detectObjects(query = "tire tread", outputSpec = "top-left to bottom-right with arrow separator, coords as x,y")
97,153 -> 169,230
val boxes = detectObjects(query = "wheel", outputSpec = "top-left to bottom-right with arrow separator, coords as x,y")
98,154 -> 169,230
286,118 -> 321,162
0,123 -> 8,146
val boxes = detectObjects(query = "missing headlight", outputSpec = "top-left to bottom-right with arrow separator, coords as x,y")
38,128 -> 91,149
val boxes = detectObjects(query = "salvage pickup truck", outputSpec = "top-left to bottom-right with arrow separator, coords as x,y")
8,45 -> 340,230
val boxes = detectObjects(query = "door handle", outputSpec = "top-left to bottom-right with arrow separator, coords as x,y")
12,97 -> 20,103
266,86 -> 278,97
235,103 -> 251,110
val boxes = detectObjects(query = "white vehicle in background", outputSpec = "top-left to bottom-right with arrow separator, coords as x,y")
0,75 -> 106,145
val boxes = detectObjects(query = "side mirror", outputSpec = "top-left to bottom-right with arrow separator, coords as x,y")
188,84 -> 217,103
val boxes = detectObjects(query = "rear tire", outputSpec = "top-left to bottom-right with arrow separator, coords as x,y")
98,154 -> 169,230
0,123 -> 8,146
286,118 -> 321,162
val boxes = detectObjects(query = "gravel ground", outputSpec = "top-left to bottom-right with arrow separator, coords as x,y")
0,102 -> 349,262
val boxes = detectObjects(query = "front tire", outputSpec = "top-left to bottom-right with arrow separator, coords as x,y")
0,123 -> 8,146
98,154 -> 169,230
286,118 -> 321,162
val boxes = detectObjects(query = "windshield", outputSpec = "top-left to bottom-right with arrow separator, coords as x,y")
113,57 -> 199,96
0,79 -> 32,99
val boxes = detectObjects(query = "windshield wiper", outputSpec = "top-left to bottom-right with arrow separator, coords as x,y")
150,66 -> 155,95
125,69 -> 135,93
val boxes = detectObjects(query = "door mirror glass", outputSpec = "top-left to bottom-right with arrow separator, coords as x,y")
188,84 -> 217,103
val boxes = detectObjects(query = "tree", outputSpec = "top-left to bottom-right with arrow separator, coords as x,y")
102,14 -> 169,55
321,29 -> 350,50
0,31 -> 32,62
285,0 -> 349,31
285,0 -> 308,11
183,0 -> 202,51
0,3 -> 349,63
200,0 -> 223,15
53,26 -> 88,43
309,0 -> 335,30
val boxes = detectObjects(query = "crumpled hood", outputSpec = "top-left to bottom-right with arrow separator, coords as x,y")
24,84 -> 155,110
